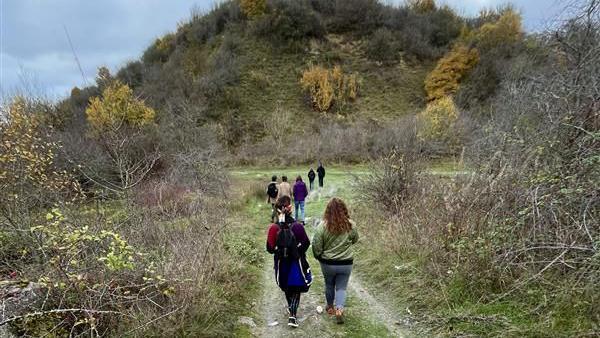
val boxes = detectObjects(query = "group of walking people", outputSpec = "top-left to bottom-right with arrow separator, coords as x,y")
266,162 -> 326,224
264,163 -> 358,329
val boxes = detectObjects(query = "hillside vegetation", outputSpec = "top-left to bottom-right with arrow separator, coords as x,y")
1,0 -> 598,336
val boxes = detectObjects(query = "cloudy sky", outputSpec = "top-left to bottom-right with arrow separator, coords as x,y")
1,0 -> 567,100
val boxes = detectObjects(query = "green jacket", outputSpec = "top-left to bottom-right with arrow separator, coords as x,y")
312,220 -> 359,265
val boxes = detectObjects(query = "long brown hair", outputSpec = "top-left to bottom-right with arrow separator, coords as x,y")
323,198 -> 352,234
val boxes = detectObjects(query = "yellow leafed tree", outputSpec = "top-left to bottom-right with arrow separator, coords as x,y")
85,79 -> 158,191
424,44 -> 479,101
474,8 -> 522,51
418,95 -> 460,142
0,97 -> 79,211
300,65 -> 359,112
86,81 -> 155,134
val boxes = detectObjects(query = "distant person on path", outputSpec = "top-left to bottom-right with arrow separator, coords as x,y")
266,196 -> 312,328
312,198 -> 358,324
267,175 -> 279,223
307,168 -> 316,190
293,176 -> 308,223
317,162 -> 326,188
278,176 -> 293,200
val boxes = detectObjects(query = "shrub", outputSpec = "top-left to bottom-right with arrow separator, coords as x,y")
240,0 -> 266,17
417,95 -> 461,149
0,97 -> 80,219
407,0 -> 436,14
301,65 -> 335,111
253,0 -> 325,46
300,65 -> 359,112
353,152 -> 420,214
86,81 -> 155,132
470,7 -> 523,53
196,34 -> 241,104
365,28 -> 400,62
116,61 -> 144,89
424,44 -> 479,101
328,0 -> 382,35
186,1 -> 243,45
142,33 -> 175,64
427,5 -> 463,48
85,78 -> 159,191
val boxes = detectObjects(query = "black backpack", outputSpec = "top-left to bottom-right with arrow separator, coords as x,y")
275,222 -> 299,260
267,182 -> 278,199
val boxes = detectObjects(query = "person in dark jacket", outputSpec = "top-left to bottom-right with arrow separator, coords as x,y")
307,168 -> 316,190
266,175 -> 278,223
266,196 -> 311,328
317,161 -> 326,188
293,176 -> 308,223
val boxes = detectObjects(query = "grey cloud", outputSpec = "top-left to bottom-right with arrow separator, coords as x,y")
2,0 -> 211,98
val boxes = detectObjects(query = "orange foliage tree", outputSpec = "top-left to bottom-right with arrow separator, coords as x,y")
424,44 -> 479,101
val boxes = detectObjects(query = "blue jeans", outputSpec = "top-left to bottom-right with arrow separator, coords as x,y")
320,263 -> 353,309
294,200 -> 305,222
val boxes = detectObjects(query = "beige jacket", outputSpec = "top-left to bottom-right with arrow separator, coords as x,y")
277,182 -> 293,200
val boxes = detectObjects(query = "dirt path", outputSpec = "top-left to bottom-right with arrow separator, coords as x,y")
252,253 -> 337,337
233,167 -> 411,337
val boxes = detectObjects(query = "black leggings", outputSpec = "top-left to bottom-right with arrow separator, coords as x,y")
285,291 -> 301,317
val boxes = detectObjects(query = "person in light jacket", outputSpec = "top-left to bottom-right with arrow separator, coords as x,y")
312,198 -> 358,324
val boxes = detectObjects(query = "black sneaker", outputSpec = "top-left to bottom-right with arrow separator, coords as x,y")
288,316 -> 298,328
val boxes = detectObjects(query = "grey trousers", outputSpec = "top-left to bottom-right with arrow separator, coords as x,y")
320,262 -> 353,309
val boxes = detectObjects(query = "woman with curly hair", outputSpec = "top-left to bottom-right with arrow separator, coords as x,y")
312,197 -> 359,324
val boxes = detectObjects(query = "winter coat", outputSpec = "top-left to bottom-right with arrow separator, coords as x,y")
277,182 -> 293,199
317,165 -> 325,178
312,220 -> 358,265
307,169 -> 316,182
267,182 -> 278,204
293,181 -> 308,202
266,217 -> 312,292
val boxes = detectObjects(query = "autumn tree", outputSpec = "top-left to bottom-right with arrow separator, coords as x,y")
85,78 -> 158,191
460,7 -> 524,53
418,95 -> 461,149
0,97 -> 80,226
300,65 -> 359,112
424,44 -> 479,101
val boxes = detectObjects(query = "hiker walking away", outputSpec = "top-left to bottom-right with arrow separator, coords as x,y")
266,196 -> 312,328
293,176 -> 308,223
317,162 -> 325,188
307,168 -> 316,191
277,175 -> 293,200
312,198 -> 358,324
267,175 -> 279,223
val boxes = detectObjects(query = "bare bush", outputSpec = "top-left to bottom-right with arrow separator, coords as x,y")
353,152 -> 421,214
